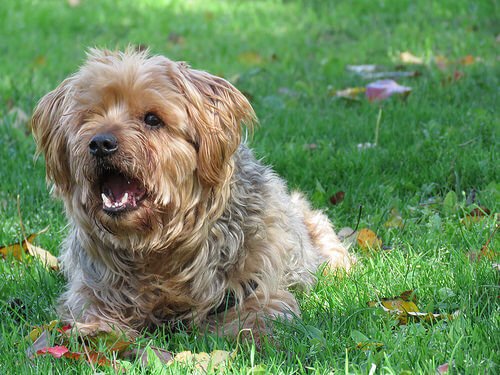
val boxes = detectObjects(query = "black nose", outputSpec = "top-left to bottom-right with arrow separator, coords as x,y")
89,133 -> 118,157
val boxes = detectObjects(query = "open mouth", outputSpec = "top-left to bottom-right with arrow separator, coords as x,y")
99,171 -> 146,214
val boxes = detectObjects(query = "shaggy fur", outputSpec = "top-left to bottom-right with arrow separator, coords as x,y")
32,48 -> 351,338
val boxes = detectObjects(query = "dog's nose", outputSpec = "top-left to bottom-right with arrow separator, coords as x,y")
89,133 -> 118,157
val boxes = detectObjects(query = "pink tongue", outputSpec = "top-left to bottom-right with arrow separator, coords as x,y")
102,173 -> 141,201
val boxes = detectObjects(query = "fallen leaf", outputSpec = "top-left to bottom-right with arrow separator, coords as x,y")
331,86 -> 366,100
357,228 -> 382,251
329,191 -> 345,205
468,223 -> 498,261
237,51 -> 263,65
171,349 -> 234,371
67,0 -> 81,7
0,232 -> 38,260
27,330 -> 50,359
28,320 -> 59,342
459,55 -> 475,65
437,362 -> 452,374
384,208 -> 403,228
368,291 -> 459,325
399,51 -> 424,65
461,206 -> 491,225
25,242 -> 59,271
91,330 -> 132,353
37,345 -> 69,359
365,79 -> 412,102
0,227 -> 57,269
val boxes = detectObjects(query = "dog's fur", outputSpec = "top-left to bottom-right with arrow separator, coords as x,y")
32,48 -> 351,337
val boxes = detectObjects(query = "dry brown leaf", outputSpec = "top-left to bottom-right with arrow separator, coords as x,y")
329,191 -> 345,205
357,228 -> 382,251
461,206 -> 491,225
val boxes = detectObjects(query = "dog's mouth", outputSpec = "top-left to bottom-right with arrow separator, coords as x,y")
99,171 -> 146,214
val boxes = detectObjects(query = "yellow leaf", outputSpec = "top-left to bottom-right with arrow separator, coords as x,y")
331,87 -> 366,100
0,232 -> 37,260
27,320 -> 59,342
172,349 -> 234,371
368,291 -> 459,325
399,51 -> 424,64
355,341 -> 384,351
91,330 -> 132,353
380,299 -> 419,313
26,241 -> 59,271
357,228 -> 382,252
237,51 -> 263,66
384,208 -> 403,228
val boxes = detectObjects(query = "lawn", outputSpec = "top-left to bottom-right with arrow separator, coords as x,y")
0,0 -> 498,373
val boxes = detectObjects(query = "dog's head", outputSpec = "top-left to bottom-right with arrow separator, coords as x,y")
32,48 -> 255,241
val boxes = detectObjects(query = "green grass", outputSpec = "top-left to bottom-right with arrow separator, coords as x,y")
0,0 -> 498,373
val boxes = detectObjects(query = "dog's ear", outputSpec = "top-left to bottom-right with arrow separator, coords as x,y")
31,78 -> 75,194
169,62 -> 257,186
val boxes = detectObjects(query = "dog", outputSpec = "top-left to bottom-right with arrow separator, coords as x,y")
32,48 -> 351,338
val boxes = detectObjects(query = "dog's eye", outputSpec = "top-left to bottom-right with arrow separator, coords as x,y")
144,113 -> 164,127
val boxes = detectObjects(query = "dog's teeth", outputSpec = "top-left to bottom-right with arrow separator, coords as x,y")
120,192 -> 129,206
101,193 -> 112,208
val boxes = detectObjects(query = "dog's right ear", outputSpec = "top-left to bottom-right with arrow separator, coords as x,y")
32,78 -> 75,195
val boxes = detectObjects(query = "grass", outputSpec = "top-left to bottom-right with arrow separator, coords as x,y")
0,0 -> 498,373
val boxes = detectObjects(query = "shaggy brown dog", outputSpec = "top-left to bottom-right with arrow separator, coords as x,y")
32,48 -> 351,338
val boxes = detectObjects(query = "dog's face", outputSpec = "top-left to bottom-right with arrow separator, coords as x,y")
32,49 -> 255,242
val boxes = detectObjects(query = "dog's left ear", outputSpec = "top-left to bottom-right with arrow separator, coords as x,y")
169,62 -> 257,186
31,77 -> 75,195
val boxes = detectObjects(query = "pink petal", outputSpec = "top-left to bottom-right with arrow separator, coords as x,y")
365,79 -> 411,102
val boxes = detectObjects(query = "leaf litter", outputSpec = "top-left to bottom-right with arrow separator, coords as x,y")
367,290 -> 459,325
